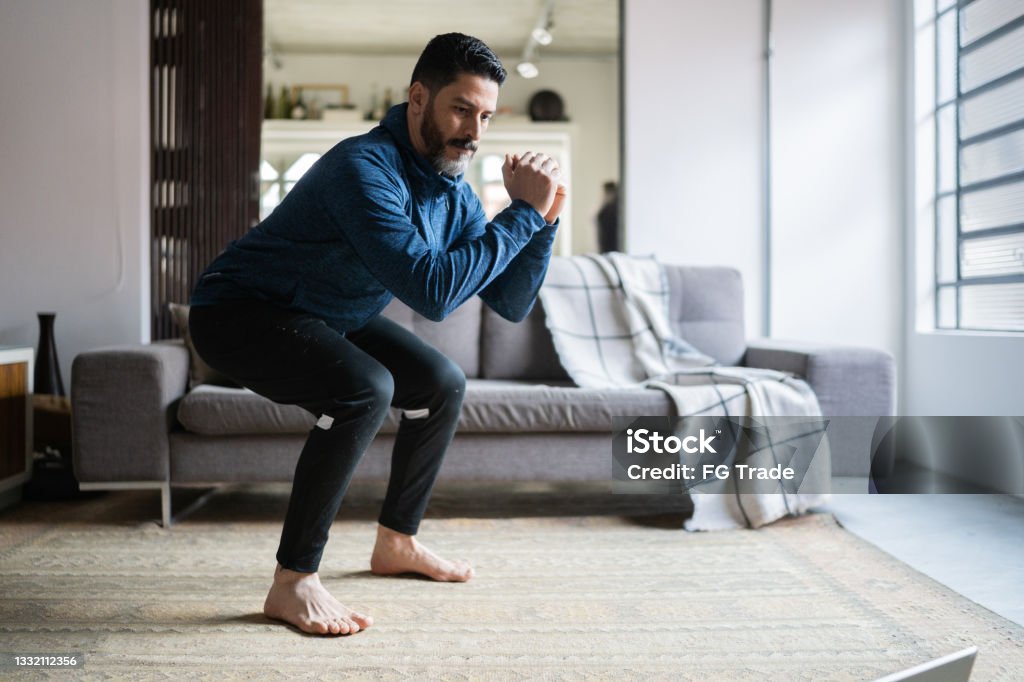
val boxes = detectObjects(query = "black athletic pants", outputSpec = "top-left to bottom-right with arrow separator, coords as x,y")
188,299 -> 465,573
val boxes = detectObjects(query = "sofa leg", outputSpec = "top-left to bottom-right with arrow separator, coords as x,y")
161,483 -> 172,529
77,482 -> 174,528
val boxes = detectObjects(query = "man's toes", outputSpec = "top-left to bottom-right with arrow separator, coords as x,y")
342,617 -> 359,634
305,617 -> 330,635
352,612 -> 373,628
335,619 -> 351,635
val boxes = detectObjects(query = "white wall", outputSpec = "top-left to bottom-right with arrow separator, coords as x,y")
266,52 -> 620,254
770,0 -> 904,355
0,0 -> 150,386
625,0 -> 904,358
624,0 -> 766,339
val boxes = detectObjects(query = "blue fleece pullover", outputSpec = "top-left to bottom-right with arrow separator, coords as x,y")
190,103 -> 558,331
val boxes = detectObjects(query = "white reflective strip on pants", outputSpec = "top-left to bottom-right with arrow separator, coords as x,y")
403,408 -> 430,419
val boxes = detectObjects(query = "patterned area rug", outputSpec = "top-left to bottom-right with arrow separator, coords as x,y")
0,482 -> 1022,680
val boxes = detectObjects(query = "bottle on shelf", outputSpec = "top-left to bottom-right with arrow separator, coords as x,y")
263,83 -> 274,119
276,85 -> 292,120
367,83 -> 380,121
290,88 -> 307,120
382,87 -> 393,114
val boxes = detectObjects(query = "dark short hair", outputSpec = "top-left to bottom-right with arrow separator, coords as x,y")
410,33 -> 507,93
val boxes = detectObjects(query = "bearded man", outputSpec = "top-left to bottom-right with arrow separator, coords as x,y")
187,33 -> 564,636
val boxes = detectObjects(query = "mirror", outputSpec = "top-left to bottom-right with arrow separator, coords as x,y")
260,0 -> 620,255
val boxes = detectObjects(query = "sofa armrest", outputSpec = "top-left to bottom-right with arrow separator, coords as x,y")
71,339 -> 190,483
744,338 -> 896,416
744,339 -> 897,477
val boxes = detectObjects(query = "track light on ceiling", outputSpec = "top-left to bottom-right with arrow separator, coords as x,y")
517,61 -> 539,79
516,0 -> 555,78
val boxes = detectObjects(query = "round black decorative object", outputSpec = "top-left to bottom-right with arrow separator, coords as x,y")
529,90 -> 567,122
35,312 -> 66,396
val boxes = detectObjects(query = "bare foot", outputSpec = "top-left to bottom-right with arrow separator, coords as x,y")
370,524 -> 474,582
263,563 -> 373,636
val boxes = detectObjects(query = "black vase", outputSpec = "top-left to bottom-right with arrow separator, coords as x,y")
35,312 -> 66,396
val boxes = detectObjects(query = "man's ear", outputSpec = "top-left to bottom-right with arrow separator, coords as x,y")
408,82 -> 429,115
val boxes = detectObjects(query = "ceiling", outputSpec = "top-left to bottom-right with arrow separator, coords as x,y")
263,0 -> 619,57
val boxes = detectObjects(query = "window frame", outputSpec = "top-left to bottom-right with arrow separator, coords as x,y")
930,0 -> 1024,333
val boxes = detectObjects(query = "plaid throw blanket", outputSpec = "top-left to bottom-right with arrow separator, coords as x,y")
537,253 -> 830,530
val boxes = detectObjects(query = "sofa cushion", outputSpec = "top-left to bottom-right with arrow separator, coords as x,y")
663,265 -> 746,366
461,379 -> 671,431
177,385 -> 315,435
480,264 -> 746,379
380,296 -> 482,378
480,301 -> 571,381
176,379 -> 673,436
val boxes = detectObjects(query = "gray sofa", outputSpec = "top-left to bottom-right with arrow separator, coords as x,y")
71,265 -> 896,526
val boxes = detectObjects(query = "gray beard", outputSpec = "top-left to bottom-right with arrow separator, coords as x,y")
421,97 -> 474,178
432,153 -> 471,178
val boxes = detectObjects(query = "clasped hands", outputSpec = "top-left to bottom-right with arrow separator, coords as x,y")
501,152 -> 567,224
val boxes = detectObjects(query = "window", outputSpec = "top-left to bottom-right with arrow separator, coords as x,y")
925,0 -> 1024,332
260,154 -> 321,221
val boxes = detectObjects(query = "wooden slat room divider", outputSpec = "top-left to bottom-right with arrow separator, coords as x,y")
150,0 -> 262,340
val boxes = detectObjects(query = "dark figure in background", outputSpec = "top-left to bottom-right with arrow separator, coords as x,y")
597,180 -> 619,253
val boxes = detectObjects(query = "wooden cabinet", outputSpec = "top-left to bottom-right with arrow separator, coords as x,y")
0,347 -> 33,510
